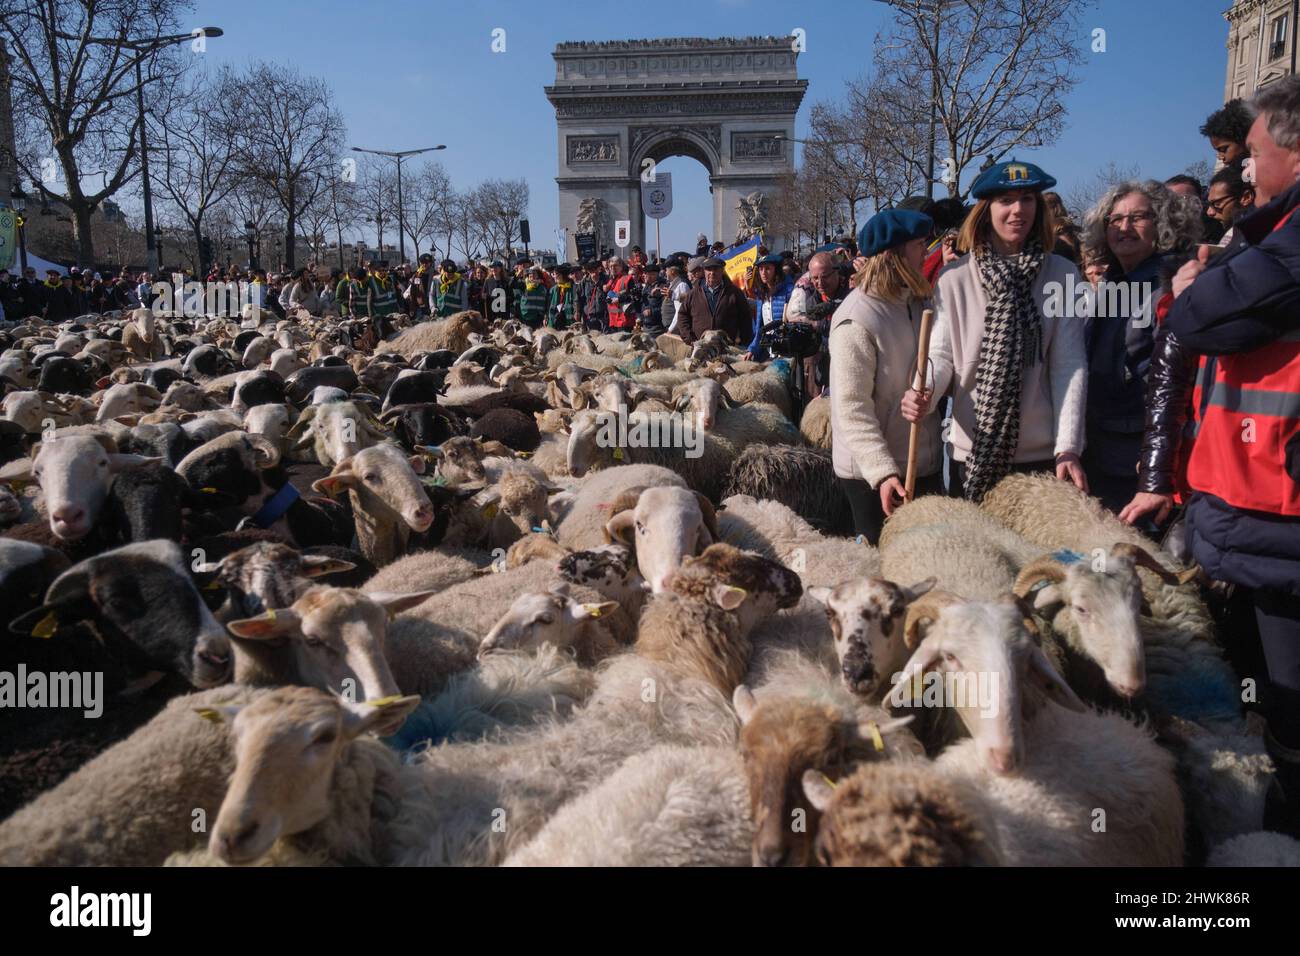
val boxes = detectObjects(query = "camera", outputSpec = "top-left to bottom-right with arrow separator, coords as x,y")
760,321 -> 822,358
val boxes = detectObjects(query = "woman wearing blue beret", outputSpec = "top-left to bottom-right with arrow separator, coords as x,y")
828,208 -> 943,542
901,160 -> 1090,502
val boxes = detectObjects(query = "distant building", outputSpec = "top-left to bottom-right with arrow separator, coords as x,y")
1225,0 -> 1298,102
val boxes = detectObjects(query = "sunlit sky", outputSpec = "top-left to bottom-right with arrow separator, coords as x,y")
113,0 -> 1231,256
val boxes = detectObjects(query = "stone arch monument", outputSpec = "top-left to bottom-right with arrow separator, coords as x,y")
546,37 -> 806,260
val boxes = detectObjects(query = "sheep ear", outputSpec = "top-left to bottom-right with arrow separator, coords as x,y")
713,583 -> 747,611
888,638 -> 944,708
300,555 -> 356,578
808,586 -> 833,605
1032,584 -> 1064,610
604,509 -> 636,546
801,769 -> 836,813
367,590 -> 436,617
903,577 -> 938,603
732,684 -> 757,724
571,600 -> 618,621
341,694 -> 421,738
193,704 -> 243,724
407,454 -> 427,475
226,608 -> 301,639
107,453 -> 161,472
0,458 -> 34,483
1027,645 -> 1086,712
312,459 -> 356,497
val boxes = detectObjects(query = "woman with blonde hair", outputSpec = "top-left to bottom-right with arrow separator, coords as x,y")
903,159 -> 1089,502
828,208 -> 941,542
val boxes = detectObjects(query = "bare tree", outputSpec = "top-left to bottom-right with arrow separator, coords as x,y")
475,178 -> 529,259
226,62 -> 344,270
873,0 -> 1093,198
406,162 -> 451,261
1,0 -> 194,266
152,68 -> 242,273
353,156 -> 396,261
1063,160 -> 1142,222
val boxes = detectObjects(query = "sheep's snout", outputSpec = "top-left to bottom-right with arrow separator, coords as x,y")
50,503 -> 89,539
753,841 -> 790,868
212,812 -> 279,866
406,502 -> 434,532
192,633 -> 234,687
984,745 -> 1018,776
840,646 -> 874,693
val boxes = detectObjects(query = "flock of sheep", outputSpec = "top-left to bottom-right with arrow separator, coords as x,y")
0,304 -> 1295,867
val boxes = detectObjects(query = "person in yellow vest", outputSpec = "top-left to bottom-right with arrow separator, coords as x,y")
1166,76 -> 1300,831
364,260 -> 401,339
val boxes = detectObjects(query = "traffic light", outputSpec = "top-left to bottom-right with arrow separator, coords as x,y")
519,219 -> 530,244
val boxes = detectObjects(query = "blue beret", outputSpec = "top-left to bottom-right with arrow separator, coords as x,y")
857,209 -> 934,258
969,159 -> 1056,199
755,253 -> 784,267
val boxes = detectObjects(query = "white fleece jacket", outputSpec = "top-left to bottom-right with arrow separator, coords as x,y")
928,252 -> 1088,464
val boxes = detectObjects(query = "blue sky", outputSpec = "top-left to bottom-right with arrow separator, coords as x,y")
179,0 -> 1230,256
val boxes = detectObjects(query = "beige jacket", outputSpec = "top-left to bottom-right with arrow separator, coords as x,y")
928,252 -> 1088,464
829,288 -> 942,486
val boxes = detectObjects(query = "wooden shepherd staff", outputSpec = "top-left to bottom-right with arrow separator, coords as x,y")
904,308 -> 935,502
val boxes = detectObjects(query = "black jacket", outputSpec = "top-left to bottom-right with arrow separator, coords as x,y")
1136,326 -> 1199,496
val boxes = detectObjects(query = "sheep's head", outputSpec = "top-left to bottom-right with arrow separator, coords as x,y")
565,409 -> 616,477
288,401 -> 385,468
243,404 -> 293,455
312,444 -> 434,534
893,592 -> 1084,775
0,433 -> 160,540
604,485 -> 720,594
558,543 -> 644,599
445,363 -> 488,389
671,378 -> 732,430
477,470 -> 554,544
194,541 -> 355,616
808,577 -> 938,697
801,762 -> 999,867
429,435 -> 486,486
203,687 -> 420,865
735,685 -> 918,867
1013,543 -> 1190,701
226,586 -> 432,712
477,582 -> 617,658
669,542 -> 802,634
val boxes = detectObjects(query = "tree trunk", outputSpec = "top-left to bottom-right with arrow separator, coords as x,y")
285,185 -> 298,270
72,208 -> 96,270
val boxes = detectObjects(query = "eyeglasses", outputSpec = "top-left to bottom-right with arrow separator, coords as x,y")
1205,194 -> 1239,214
1104,211 -> 1155,228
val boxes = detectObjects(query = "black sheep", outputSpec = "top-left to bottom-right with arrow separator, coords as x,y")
284,364 -> 358,403
35,355 -> 94,395
381,402 -> 467,451
232,369 -> 286,410
102,461 -> 189,544
469,406 -> 541,452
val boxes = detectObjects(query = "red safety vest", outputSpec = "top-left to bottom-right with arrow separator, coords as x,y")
1186,209 -> 1300,516
607,274 -> 634,329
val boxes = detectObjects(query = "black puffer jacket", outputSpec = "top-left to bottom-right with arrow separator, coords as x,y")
1136,326 -> 1200,495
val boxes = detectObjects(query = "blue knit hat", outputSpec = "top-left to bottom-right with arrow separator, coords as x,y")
858,209 -> 934,258
969,159 -> 1056,199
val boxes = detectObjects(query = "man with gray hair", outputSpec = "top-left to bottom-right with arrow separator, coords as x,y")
1164,74 -> 1300,832
787,251 -> 849,398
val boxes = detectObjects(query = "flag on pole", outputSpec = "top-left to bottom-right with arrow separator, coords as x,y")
720,234 -> 763,288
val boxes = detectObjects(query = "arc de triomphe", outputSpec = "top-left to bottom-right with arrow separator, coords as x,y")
545,37 -> 806,260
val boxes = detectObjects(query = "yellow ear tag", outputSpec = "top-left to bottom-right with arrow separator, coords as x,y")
584,604 -> 603,618
265,609 -> 276,621
866,721 -> 885,753
366,695 -> 404,709
482,503 -> 498,519
195,708 -> 224,723
515,451 -> 532,458
821,772 -> 837,789
204,580 -> 222,591
5,478 -> 30,492
727,586 -> 747,601
31,612 -> 58,639
612,447 -> 625,460
201,486 -> 219,494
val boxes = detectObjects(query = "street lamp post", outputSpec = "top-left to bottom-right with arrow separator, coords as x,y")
128,28 -> 225,272
244,221 -> 257,270
351,145 -> 445,266
868,0 -> 956,200
10,181 -> 27,272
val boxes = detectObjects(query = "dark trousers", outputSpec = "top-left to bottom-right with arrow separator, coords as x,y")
947,459 -> 1056,500
1257,589 -> 1300,747
839,473 -> 944,545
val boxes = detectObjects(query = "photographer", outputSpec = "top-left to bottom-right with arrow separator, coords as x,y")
744,253 -> 795,361
786,251 -> 849,398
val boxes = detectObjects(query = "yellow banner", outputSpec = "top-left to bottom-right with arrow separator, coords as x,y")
721,234 -> 762,288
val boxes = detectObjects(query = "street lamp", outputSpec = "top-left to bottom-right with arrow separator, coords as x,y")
127,28 -> 225,272
154,226 -> 164,267
351,145 -> 446,265
244,221 -> 258,271
10,181 -> 28,272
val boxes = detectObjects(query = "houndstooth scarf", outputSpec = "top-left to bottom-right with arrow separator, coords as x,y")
963,237 -> 1045,503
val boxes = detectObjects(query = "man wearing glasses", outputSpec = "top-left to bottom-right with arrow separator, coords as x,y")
1206,166 -> 1256,247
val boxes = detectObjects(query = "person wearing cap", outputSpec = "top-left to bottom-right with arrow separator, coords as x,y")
743,253 -> 796,362
576,259 -> 608,332
828,209 -> 943,541
902,159 -> 1089,503
364,261 -> 401,336
435,259 -> 469,317
517,266 -> 549,328
481,260 -> 513,324
546,263 -> 576,329
679,255 -> 750,346
604,256 -> 638,331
